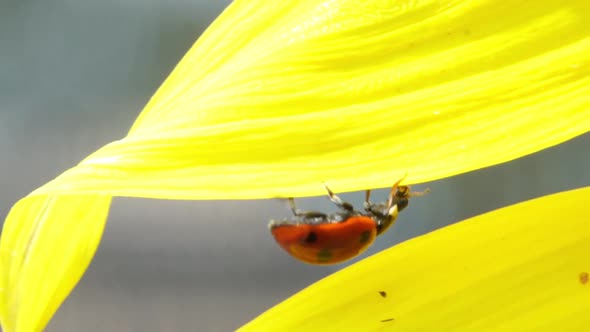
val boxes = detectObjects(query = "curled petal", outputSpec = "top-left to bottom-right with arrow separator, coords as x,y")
0,195 -> 110,332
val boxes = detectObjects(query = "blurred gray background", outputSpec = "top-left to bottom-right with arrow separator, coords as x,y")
1,1 -> 589,331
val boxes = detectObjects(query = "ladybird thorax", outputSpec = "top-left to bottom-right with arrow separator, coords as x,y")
366,200 -> 404,236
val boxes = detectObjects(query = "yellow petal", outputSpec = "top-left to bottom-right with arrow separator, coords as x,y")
0,195 -> 111,332
2,0 -> 590,331
25,0 -> 590,199
240,186 -> 590,331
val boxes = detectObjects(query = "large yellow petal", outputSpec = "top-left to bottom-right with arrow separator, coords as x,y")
240,186 -> 590,331
1,0 -> 590,331
24,0 -> 590,199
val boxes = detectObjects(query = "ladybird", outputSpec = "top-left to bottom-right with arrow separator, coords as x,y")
269,176 -> 429,265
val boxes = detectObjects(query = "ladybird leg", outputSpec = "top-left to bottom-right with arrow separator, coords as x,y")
408,188 -> 432,197
364,189 -> 389,218
323,184 -> 355,212
287,198 -> 299,216
364,190 -> 375,212
287,198 -> 328,220
365,190 -> 372,205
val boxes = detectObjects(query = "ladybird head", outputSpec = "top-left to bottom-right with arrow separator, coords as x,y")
365,177 -> 429,236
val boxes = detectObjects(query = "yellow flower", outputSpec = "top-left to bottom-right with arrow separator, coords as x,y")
1,0 -> 589,331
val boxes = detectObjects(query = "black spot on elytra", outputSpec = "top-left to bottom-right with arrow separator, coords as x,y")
379,291 -> 387,298
359,230 -> 371,244
380,318 -> 395,323
304,231 -> 318,243
317,249 -> 332,262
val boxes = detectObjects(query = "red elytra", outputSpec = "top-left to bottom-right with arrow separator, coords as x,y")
271,216 -> 377,264
269,176 -> 429,265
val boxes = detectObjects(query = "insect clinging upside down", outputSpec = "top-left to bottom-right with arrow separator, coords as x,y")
268,176 -> 429,265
